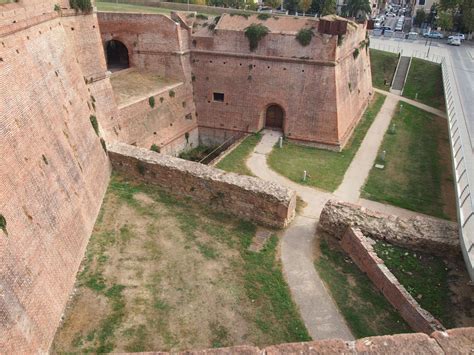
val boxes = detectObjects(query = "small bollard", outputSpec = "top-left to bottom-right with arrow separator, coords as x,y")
303,170 -> 307,182
389,123 -> 396,134
279,136 -> 283,148
381,150 -> 386,161
415,92 -> 418,100
400,104 -> 403,113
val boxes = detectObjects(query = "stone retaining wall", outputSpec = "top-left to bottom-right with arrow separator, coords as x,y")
341,227 -> 445,334
108,142 -> 296,228
128,327 -> 474,354
318,200 -> 459,258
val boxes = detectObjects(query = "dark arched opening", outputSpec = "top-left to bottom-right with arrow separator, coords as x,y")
105,40 -> 129,72
265,104 -> 284,130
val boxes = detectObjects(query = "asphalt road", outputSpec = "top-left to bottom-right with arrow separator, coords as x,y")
447,42 -> 474,138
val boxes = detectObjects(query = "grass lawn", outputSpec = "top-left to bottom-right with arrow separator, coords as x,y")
216,133 -> 262,176
96,1 -> 214,16
268,93 -> 386,192
403,58 -> 444,110
361,102 -> 456,220
374,241 -> 454,328
52,175 -> 309,353
315,239 -> 412,338
370,49 -> 399,90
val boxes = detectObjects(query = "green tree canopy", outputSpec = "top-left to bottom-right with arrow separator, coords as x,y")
346,0 -> 371,17
414,8 -> 427,25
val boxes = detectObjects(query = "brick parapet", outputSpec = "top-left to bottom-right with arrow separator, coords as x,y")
341,227 -> 445,334
119,327 -> 474,354
108,142 -> 296,228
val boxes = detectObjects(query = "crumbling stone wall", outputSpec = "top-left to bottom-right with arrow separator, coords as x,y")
341,227 -> 445,334
0,4 -> 110,353
318,200 -> 459,258
108,142 -> 296,227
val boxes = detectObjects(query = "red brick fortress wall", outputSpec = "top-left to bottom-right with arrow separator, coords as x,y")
96,12 -> 199,153
0,4 -> 110,352
341,227 -> 445,334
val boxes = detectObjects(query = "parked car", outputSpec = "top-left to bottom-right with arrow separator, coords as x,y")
448,33 -> 465,41
424,31 -> 444,39
381,25 -> 392,31
395,24 -> 403,31
447,36 -> 462,46
407,32 -> 418,39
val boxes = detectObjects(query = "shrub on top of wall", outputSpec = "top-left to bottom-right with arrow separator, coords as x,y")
257,13 -> 271,20
296,28 -> 313,46
150,144 -> 160,153
169,90 -> 176,98
69,0 -> 92,13
244,23 -> 270,51
196,13 -> 208,20
149,96 -> 155,108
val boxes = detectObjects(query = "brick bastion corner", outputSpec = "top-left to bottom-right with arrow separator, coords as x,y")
108,142 -> 296,228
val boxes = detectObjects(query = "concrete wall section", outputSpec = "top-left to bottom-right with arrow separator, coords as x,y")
341,228 -> 444,334
0,13 -> 110,353
318,200 -> 459,258
108,142 -> 296,227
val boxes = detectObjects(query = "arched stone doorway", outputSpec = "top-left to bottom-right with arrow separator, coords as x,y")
105,40 -> 129,72
265,104 -> 284,130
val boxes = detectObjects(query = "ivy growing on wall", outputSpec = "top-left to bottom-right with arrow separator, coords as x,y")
353,48 -> 360,59
257,13 -> 271,20
296,28 -> 313,46
244,24 -> 269,52
89,115 -> 99,136
69,0 -> 92,13
0,214 -> 6,235
149,96 -> 155,108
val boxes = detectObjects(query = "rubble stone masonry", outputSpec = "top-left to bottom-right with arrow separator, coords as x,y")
108,142 -> 296,228
318,200 -> 460,258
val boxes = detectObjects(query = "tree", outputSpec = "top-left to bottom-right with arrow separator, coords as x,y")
311,0 -> 336,15
414,8 -> 427,26
299,0 -> 312,14
266,0 -> 281,9
284,0 -> 299,12
460,0 -> 474,33
345,0 -> 371,17
438,10 -> 454,30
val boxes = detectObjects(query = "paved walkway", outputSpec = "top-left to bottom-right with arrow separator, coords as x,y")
244,92 -> 436,339
374,88 -> 447,118
247,131 -> 353,340
334,96 -> 398,202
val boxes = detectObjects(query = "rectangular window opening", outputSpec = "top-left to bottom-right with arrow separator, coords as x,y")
213,92 -> 224,102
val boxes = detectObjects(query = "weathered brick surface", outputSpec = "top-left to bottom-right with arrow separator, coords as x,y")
125,328 -> 474,354
341,228 -> 445,334
108,142 -> 296,228
97,13 -> 372,150
319,200 -> 460,257
0,5 -> 110,353
431,327 -> 474,353
97,12 -> 198,153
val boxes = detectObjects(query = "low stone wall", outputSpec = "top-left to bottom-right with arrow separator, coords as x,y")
108,142 -> 296,228
128,327 -> 473,354
318,200 -> 459,258
341,227 -> 444,334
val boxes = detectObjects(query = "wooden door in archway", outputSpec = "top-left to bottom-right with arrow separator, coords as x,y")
265,105 -> 284,130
